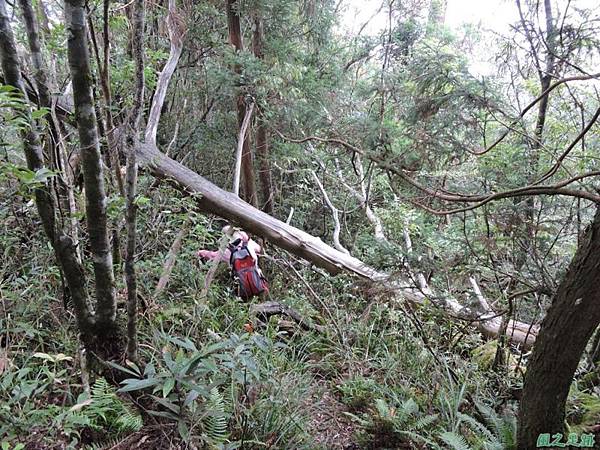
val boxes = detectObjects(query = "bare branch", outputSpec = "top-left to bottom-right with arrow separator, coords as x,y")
472,72 -> 600,156
233,100 -> 254,196
145,0 -> 185,146
533,105 -> 600,185
276,132 -> 600,209
311,170 -> 350,255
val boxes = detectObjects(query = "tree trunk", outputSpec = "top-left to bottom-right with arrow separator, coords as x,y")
17,0 -> 51,108
255,110 -> 273,213
252,14 -> 274,214
517,207 -> 600,449
226,0 -> 257,206
94,0 -> 125,197
18,0 -> 85,298
124,0 -> 145,362
65,0 -> 116,331
233,101 -> 254,197
516,0 -> 557,263
0,0 -> 93,342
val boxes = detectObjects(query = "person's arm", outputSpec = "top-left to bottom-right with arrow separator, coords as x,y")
245,239 -> 262,262
197,249 -> 231,263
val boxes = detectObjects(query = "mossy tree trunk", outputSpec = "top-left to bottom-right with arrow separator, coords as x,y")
0,0 -> 94,343
64,0 -> 117,332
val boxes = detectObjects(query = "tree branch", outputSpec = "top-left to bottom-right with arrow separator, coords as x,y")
311,169 -> 350,255
145,0 -> 184,146
233,100 -> 254,196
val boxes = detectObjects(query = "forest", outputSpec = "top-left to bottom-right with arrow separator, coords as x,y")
1,0 -> 600,448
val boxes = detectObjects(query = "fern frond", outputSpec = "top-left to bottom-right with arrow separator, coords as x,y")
115,410 -> 143,433
498,415 -> 517,449
439,431 -> 473,450
483,442 -> 505,450
374,398 -> 391,419
201,387 -> 228,444
399,430 -> 443,449
413,413 -> 438,430
457,412 -> 495,442
85,435 -> 128,450
84,377 -> 143,434
400,398 -> 419,418
475,401 -> 503,437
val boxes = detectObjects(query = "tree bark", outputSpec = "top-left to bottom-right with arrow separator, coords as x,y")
136,140 -> 538,347
124,0 -> 145,362
94,0 -> 125,197
18,0 -> 86,293
17,0 -> 51,108
255,109 -> 273,213
226,0 -> 257,206
0,0 -> 93,340
252,14 -> 274,214
517,207 -> 600,449
65,0 -> 116,331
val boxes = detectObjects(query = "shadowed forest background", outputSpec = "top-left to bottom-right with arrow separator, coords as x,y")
1,0 -> 600,448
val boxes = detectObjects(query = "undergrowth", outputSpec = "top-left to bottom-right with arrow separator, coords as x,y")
1,181 -> 597,449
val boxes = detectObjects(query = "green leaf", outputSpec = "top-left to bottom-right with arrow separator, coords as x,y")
134,195 -> 151,206
126,360 -> 142,374
178,420 -> 189,441
162,377 -> 175,398
31,107 -> 49,119
32,352 -> 55,362
118,377 -> 160,392
200,340 -> 230,357
183,390 -> 199,407
105,360 -> 141,377
165,335 -> 197,352
440,431 -> 472,450
150,395 -> 181,414
144,363 -> 156,378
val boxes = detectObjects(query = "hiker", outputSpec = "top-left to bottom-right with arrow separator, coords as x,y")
197,225 -> 268,300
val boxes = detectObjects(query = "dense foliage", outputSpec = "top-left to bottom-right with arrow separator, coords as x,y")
1,0 -> 600,448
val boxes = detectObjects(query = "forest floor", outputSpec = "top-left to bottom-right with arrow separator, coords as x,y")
3,185 -> 600,449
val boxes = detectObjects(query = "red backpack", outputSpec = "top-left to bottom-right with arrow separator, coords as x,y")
229,242 -> 269,300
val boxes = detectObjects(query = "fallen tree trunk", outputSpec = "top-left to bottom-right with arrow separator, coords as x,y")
136,141 -> 539,348
137,142 -> 384,281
